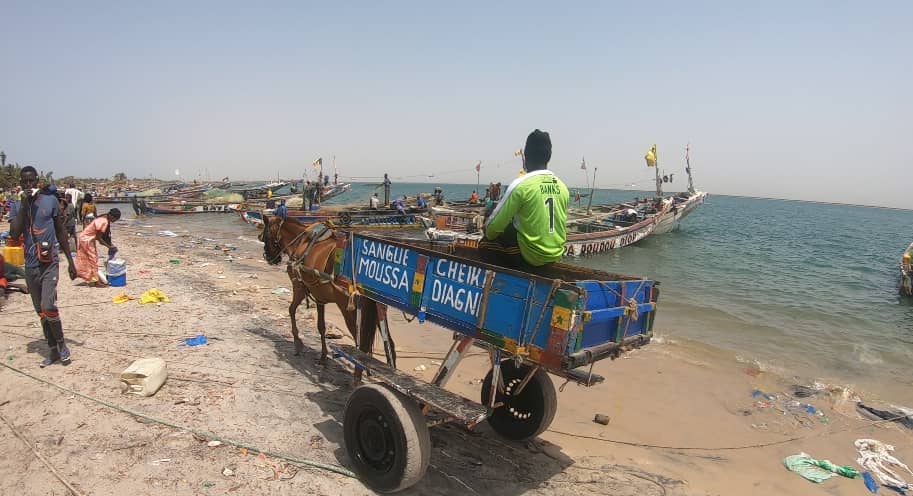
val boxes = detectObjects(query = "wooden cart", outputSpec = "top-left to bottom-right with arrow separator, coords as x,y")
331,232 -> 659,492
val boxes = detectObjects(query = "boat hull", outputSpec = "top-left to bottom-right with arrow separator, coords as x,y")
241,207 -> 425,229
426,216 -> 660,256
652,191 -> 707,234
147,203 -> 240,214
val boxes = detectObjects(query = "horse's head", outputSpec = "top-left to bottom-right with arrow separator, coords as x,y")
259,215 -> 284,265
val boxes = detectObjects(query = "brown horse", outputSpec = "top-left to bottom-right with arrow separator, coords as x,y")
259,215 -> 386,371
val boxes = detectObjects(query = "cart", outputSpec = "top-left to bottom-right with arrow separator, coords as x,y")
331,232 -> 659,493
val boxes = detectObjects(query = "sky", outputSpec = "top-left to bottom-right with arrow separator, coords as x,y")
1,1 -> 911,208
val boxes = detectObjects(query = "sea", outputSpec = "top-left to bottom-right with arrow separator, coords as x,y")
113,182 -> 913,403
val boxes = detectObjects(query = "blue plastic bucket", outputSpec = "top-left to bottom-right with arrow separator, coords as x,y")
108,273 -> 127,287
106,259 -> 127,287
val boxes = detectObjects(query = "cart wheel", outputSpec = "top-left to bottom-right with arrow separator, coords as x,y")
481,360 -> 557,441
344,384 -> 431,493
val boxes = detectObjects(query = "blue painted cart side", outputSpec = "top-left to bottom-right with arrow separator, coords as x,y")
336,232 -> 657,371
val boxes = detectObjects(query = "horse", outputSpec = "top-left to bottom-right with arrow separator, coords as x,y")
259,215 -> 392,376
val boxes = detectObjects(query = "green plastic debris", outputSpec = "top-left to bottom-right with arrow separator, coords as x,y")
201,481 -> 215,488
7,355 -> 14,361
784,453 -> 860,483
169,259 -> 181,265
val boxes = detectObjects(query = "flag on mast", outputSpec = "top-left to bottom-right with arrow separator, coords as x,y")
580,157 -> 587,170
644,145 -> 657,167
475,161 -> 481,172
514,149 -> 523,157
313,157 -> 323,168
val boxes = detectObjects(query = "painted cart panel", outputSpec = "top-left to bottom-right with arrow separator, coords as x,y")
336,233 -> 657,370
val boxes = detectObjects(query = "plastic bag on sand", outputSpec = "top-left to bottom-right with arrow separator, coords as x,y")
856,438 -> 913,491
181,335 -> 208,347
120,358 -> 167,397
784,453 -> 859,483
139,288 -> 170,304
112,292 -> 133,304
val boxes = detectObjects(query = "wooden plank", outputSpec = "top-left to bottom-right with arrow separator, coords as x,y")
331,344 -> 490,428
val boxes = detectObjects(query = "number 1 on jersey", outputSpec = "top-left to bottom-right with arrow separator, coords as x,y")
544,196 -> 555,233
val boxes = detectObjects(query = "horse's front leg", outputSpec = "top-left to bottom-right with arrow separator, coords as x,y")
289,278 -> 307,356
317,303 -> 328,364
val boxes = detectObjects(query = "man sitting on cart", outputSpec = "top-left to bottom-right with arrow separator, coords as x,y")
480,129 -> 568,270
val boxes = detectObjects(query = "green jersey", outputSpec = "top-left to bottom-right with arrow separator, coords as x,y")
484,170 -> 569,266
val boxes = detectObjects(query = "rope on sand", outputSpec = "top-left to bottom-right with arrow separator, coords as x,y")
0,361 -> 357,479
0,408 -> 84,496
548,408 -> 913,451
0,299 -> 112,315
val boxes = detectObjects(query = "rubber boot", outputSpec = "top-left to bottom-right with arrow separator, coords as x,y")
57,342 -> 71,366
48,319 -> 71,365
39,320 -> 60,367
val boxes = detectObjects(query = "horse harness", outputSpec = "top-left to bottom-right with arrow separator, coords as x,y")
271,220 -> 347,301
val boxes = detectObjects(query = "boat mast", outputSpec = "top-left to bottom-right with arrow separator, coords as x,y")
685,143 -> 695,194
585,167 -> 597,215
653,144 -> 663,198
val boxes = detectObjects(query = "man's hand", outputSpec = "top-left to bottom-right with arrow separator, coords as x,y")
68,264 -> 77,280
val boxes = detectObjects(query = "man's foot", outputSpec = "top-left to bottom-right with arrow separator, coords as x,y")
40,349 -> 60,368
58,344 -> 72,365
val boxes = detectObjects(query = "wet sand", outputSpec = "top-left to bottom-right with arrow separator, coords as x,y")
1,217 -> 911,495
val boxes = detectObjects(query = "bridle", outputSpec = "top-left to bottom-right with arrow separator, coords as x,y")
261,216 -> 329,267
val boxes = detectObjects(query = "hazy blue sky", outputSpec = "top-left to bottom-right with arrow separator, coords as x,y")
1,2 -> 910,208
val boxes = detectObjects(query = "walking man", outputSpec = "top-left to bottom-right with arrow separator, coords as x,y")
10,166 -> 78,366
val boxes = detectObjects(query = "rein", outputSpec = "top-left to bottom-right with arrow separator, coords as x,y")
264,218 -> 310,264
265,219 -> 345,295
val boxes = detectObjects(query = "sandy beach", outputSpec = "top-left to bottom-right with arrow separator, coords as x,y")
1,216 -> 911,496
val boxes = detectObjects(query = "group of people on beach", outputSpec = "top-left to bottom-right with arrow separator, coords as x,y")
4,129 -> 569,372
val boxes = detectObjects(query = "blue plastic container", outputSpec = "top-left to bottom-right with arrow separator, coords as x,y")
106,259 -> 127,287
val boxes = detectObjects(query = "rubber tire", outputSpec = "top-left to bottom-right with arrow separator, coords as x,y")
481,360 -> 558,441
344,384 -> 431,493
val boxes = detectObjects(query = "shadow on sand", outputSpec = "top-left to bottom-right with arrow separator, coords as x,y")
247,323 -> 679,496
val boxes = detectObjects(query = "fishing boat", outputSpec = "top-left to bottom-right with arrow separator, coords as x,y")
242,205 -> 427,229
651,144 -> 707,234
320,181 -> 352,201
901,242 -> 913,297
426,198 -> 670,256
146,201 -> 240,214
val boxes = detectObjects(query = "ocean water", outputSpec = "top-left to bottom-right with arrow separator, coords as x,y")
120,182 -> 913,401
